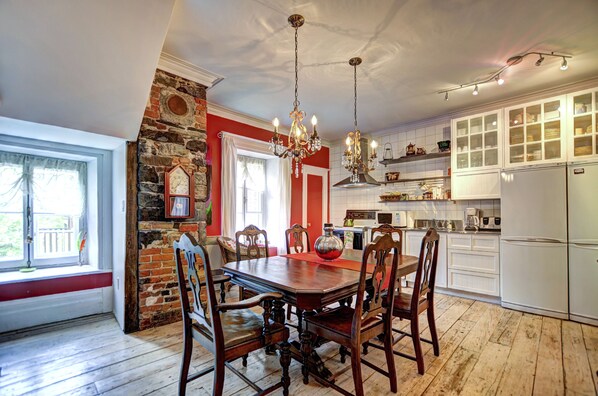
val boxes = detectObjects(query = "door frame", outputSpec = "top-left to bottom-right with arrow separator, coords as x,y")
301,165 -> 329,229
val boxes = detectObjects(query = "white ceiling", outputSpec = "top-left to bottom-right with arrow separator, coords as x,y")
164,0 -> 598,140
0,0 -> 597,143
0,0 -> 175,141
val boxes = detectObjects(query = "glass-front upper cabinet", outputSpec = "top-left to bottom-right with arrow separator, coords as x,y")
504,96 -> 566,167
451,110 -> 502,173
567,88 -> 598,160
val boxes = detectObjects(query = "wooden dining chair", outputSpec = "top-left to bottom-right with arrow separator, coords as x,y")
174,233 -> 291,396
387,227 -> 440,375
235,225 -> 269,300
301,233 -> 401,396
285,223 -> 311,254
284,223 -> 310,323
371,223 -> 403,248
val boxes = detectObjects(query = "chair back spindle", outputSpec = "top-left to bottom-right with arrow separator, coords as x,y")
352,233 -> 401,338
235,224 -> 269,261
412,228 -> 440,312
285,223 -> 311,254
174,233 -> 224,351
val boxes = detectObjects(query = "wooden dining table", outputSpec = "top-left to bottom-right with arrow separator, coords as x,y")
223,249 -> 419,383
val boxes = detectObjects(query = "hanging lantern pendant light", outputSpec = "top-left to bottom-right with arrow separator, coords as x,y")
269,14 -> 321,178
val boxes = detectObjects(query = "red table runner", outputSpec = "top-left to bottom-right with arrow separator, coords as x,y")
279,252 -> 392,288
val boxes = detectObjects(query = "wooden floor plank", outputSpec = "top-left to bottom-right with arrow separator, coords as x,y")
1,293 -> 597,396
581,324 -> 598,395
496,314 -> 543,396
459,341 -> 510,396
562,321 -> 595,395
533,317 -> 565,396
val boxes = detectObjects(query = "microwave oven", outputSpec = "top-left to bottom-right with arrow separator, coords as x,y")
376,211 -> 407,227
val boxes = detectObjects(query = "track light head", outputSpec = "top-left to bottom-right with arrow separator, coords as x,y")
472,85 -> 479,96
535,55 -> 544,66
444,92 -> 449,101
560,57 -> 568,70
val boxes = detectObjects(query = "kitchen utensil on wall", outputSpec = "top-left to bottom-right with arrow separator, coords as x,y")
383,143 -> 393,160
385,171 -> 400,181
406,143 -> 416,156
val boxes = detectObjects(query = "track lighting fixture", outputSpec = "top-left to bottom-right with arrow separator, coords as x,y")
535,55 -> 544,66
438,50 -> 572,100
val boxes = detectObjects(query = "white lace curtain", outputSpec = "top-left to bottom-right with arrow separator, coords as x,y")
0,151 -> 87,218
236,155 -> 266,191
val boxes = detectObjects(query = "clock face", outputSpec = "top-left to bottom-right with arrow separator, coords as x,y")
169,167 -> 190,195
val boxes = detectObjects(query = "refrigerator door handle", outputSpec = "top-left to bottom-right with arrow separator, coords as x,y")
502,239 -> 564,247
571,243 -> 598,250
502,237 -> 564,243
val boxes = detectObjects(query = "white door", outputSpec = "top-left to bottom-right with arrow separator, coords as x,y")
568,162 -> 598,243
500,165 -> 567,241
501,240 -> 568,318
569,243 -> 598,326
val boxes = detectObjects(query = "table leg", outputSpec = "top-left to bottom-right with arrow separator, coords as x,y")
220,282 -> 227,303
267,300 -> 286,355
297,310 -> 333,384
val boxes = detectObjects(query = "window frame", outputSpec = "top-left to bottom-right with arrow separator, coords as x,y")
0,134 -> 112,272
236,155 -> 267,230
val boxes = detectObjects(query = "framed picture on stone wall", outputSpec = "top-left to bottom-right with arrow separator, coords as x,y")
165,165 -> 195,218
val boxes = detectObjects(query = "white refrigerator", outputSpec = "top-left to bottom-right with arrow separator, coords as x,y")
500,165 -> 569,319
568,162 -> 598,326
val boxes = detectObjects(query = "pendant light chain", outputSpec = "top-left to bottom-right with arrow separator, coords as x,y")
354,63 -> 358,130
293,26 -> 300,109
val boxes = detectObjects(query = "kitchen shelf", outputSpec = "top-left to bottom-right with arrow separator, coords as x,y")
379,175 -> 451,185
378,199 -> 454,203
379,151 -> 450,166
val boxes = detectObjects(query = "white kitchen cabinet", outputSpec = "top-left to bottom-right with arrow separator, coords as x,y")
451,169 -> 500,200
405,230 -> 447,288
447,233 -> 500,296
567,88 -> 598,160
451,111 -> 502,200
452,111 -> 503,172
504,96 -> 566,167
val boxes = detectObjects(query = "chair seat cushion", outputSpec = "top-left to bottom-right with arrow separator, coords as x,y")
304,306 -> 382,338
193,308 -> 284,348
384,292 -> 427,317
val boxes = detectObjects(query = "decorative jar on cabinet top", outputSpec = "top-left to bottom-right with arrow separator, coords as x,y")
314,223 -> 344,260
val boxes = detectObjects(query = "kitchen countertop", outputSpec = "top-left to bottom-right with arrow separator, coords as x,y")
402,227 -> 501,235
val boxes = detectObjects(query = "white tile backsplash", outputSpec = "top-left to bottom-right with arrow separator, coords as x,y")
329,120 -> 500,224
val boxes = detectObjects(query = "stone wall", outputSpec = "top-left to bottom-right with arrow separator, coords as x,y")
137,69 -> 208,330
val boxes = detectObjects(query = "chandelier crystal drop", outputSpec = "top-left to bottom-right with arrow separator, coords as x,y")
341,57 -> 377,183
269,14 -> 321,178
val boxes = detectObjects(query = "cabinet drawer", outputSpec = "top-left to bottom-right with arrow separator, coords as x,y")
448,250 -> 499,274
472,235 -> 500,252
448,269 -> 500,296
448,234 -> 472,250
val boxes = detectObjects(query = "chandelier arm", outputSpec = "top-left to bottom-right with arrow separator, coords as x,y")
354,63 -> 358,130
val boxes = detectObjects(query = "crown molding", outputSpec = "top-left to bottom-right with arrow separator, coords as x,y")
207,102 -> 330,147
158,52 -> 224,89
370,76 -> 598,138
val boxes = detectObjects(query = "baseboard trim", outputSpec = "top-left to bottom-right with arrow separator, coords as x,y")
0,287 -> 113,333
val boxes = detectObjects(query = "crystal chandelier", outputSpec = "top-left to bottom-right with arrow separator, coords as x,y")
269,14 -> 321,178
341,57 -> 377,183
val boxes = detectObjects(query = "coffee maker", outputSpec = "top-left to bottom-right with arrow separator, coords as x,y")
464,208 -> 480,230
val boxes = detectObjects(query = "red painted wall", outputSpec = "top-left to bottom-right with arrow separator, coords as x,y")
206,113 -> 329,236
0,272 -> 112,301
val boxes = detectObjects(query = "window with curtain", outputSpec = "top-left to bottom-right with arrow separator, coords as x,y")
0,151 -> 87,270
235,155 -> 266,231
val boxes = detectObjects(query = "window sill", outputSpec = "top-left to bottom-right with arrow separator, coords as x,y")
0,266 -> 109,285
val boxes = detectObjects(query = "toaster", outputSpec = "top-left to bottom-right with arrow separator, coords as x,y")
480,216 -> 501,230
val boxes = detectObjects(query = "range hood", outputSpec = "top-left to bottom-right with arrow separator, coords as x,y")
333,137 -> 381,188
333,172 -> 381,188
